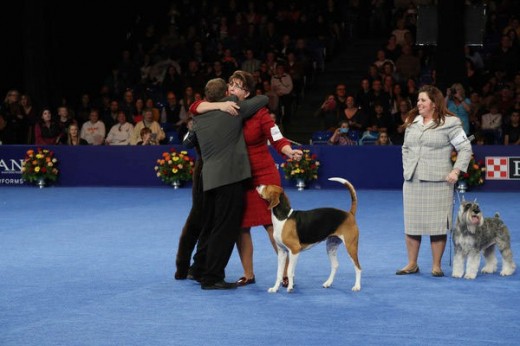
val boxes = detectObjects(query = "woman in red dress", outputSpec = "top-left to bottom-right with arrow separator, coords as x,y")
189,71 -> 303,286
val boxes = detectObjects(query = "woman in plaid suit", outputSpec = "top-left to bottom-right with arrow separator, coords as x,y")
397,85 -> 472,277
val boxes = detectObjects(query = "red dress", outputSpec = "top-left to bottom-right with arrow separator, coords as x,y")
189,101 -> 290,228
241,108 -> 290,227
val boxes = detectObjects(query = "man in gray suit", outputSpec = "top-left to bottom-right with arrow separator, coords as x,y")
189,78 -> 268,290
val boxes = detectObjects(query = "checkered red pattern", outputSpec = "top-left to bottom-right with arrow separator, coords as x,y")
486,157 -> 508,179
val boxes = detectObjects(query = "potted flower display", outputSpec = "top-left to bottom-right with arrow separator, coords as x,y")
280,148 -> 320,190
155,148 -> 195,189
21,148 -> 59,188
451,152 -> 485,192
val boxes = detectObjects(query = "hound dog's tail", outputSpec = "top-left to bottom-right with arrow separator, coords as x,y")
328,177 -> 357,216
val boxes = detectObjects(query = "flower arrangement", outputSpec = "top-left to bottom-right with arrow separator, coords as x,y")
155,148 -> 195,185
21,148 -> 59,185
451,152 -> 485,187
280,149 -> 320,181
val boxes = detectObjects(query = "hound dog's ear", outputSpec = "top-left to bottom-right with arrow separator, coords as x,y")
265,185 -> 283,209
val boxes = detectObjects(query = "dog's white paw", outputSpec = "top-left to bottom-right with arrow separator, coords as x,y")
451,272 -> 464,278
287,286 -> 294,293
464,272 -> 477,280
481,265 -> 497,274
322,279 -> 333,288
500,267 -> 515,276
268,286 -> 279,293
351,284 -> 361,292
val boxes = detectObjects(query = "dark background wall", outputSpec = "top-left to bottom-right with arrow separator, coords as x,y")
1,1 -> 169,108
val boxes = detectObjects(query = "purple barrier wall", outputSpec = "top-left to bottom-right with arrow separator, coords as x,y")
1,145 -> 519,191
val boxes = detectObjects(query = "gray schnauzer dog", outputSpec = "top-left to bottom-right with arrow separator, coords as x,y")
452,200 -> 516,279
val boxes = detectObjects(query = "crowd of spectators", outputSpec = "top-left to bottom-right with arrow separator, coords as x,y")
1,1 -> 519,147
0,0 -> 349,145
315,0 -> 520,146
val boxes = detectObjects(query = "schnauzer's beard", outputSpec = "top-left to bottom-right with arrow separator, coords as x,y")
460,206 -> 484,229
467,212 -> 483,226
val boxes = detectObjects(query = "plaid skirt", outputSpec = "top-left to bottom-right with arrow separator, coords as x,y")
403,177 -> 454,236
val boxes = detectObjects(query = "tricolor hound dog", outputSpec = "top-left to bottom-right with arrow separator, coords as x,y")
256,177 -> 361,293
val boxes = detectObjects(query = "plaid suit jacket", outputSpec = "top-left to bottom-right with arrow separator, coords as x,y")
402,115 -> 473,182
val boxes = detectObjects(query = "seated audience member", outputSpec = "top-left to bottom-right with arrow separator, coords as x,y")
60,123 -> 88,145
241,48 -> 261,74
395,44 -> 420,82
160,91 -> 183,129
391,99 -> 412,145
468,91 -> 484,135
360,102 -> 394,145
375,130 -> 392,145
136,127 -> 156,145
480,103 -> 503,144
373,49 -> 395,74
105,111 -> 134,145
383,34 -> 402,62
392,18 -> 411,46
80,109 -> 106,145
446,83 -> 471,135
355,78 -> 371,112
271,64 -> 293,125
34,108 -> 62,145
343,95 -> 367,136
102,100 -> 120,130
145,97 -> 161,122
315,94 -> 338,131
262,80 -> 280,117
328,121 -> 356,146
20,93 -> 37,144
503,110 -> 520,145
133,98 -> 144,124
131,108 -> 165,145
57,106 -> 75,140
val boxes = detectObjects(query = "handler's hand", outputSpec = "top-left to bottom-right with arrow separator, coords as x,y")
446,171 -> 459,185
291,149 -> 303,161
220,101 -> 240,116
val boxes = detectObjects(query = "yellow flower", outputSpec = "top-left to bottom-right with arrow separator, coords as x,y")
35,167 -> 40,172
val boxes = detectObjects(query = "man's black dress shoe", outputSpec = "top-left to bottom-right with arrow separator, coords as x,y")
395,266 -> 420,275
201,280 -> 238,290
174,269 -> 188,280
186,269 -> 202,282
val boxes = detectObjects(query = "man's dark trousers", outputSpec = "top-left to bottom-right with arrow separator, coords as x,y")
191,180 -> 245,285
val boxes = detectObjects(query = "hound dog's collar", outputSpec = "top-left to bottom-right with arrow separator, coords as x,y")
287,209 -> 294,217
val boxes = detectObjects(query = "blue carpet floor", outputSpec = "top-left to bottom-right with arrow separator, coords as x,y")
1,186 -> 519,346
